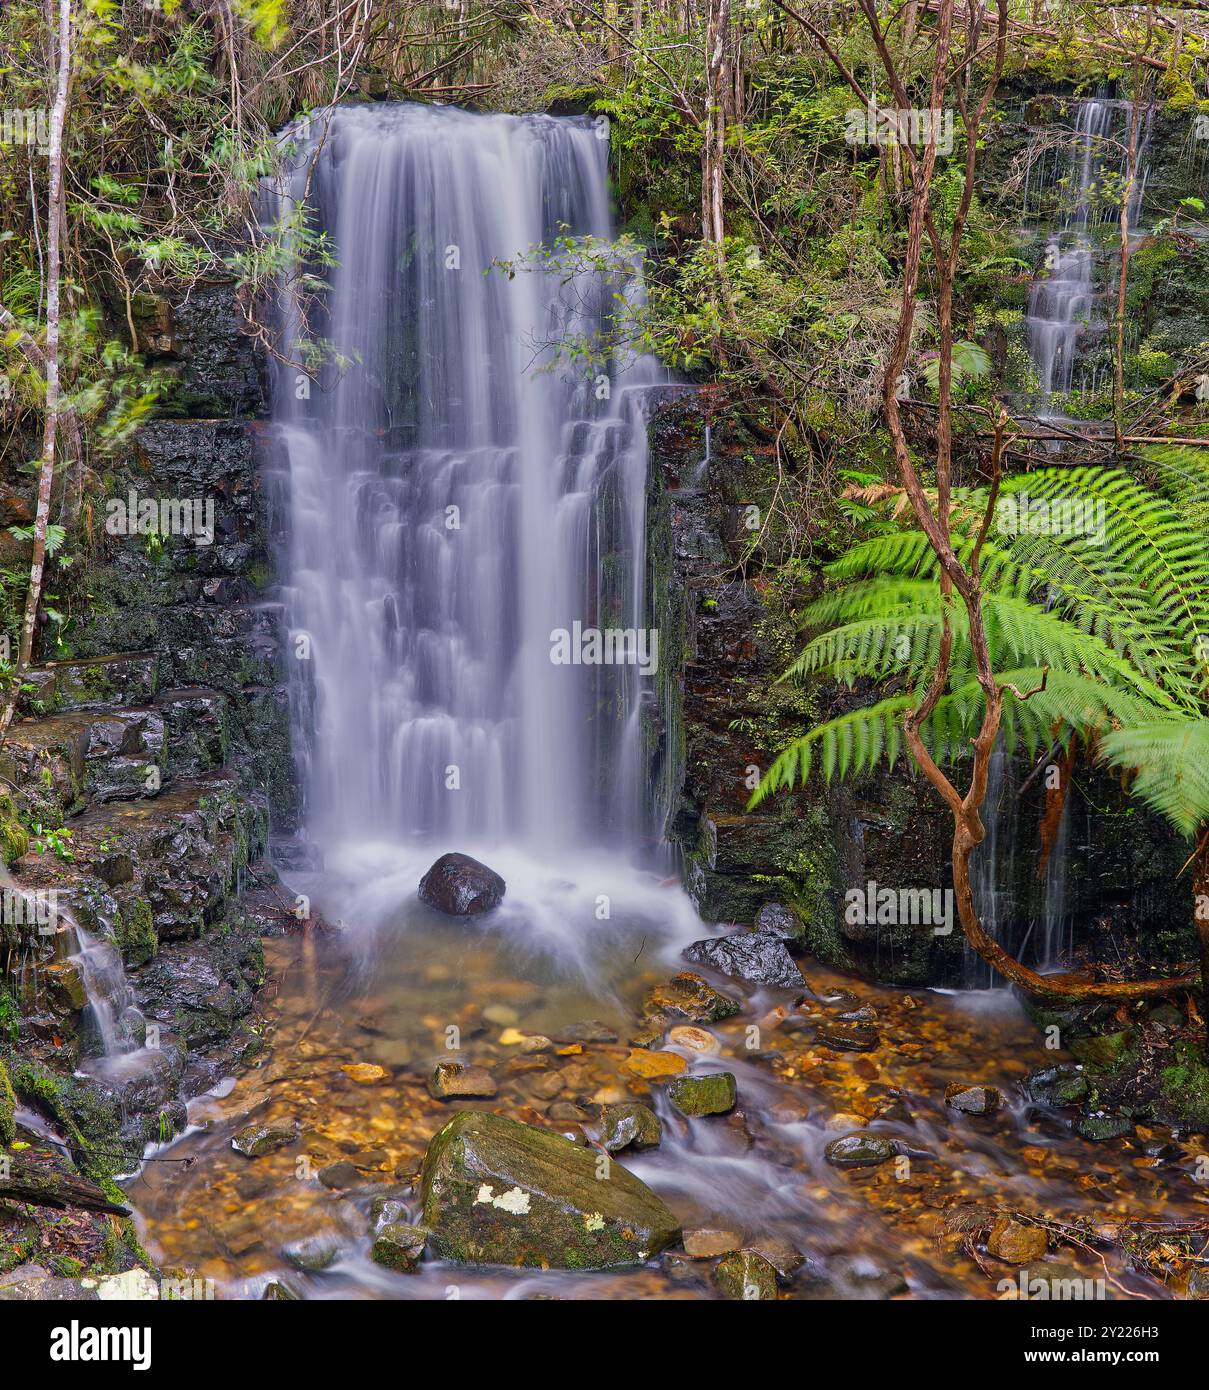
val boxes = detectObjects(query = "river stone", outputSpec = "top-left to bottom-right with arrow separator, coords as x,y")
683,931 -> 802,989
824,1132 -> 897,1168
317,1161 -> 361,1190
749,1234 -> 804,1282
418,852 -> 506,916
282,1233 -> 340,1271
987,1218 -> 1048,1265
428,1061 -> 498,1099
715,1249 -> 779,1301
667,1072 -> 737,1117
231,1123 -> 297,1158
667,1024 -> 721,1054
683,1228 -> 743,1258
599,1102 -> 662,1152
754,902 -> 805,943
420,1110 -> 680,1268
816,1022 -> 880,1052
371,1222 -> 427,1272
1025,1062 -> 1088,1107
945,1083 -> 1002,1115
642,972 -> 740,1025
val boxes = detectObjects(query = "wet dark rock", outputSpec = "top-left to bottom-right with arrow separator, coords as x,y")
269,834 -> 325,872
317,1161 -> 361,1189
134,922 -> 264,1046
823,1132 -> 897,1168
599,1102 -> 662,1152
715,1249 -> 779,1301
816,1022 -> 880,1052
418,852 -> 506,916
282,1233 -> 341,1271
801,1253 -> 908,1300
1025,1062 -> 1088,1108
945,1084 -> 1002,1116
558,1020 -> 619,1044
682,931 -> 802,989
667,1072 -> 737,1117
371,1223 -> 427,1272
753,902 -> 805,944
641,972 -> 740,1027
420,1110 -> 680,1268
427,1061 -> 498,1100
231,1123 -> 297,1158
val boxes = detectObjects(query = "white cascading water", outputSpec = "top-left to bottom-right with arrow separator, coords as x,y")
1025,96 -> 1152,420
266,104 -> 698,962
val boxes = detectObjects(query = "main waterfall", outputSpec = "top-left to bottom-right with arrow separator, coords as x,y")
270,105 -> 661,860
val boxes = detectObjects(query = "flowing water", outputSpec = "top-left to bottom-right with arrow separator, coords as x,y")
1023,96 -> 1153,424
123,103 -> 1209,1299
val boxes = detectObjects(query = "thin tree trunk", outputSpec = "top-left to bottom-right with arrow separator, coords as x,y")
1195,831 -> 1209,1023
0,0 -> 72,742
701,0 -> 730,247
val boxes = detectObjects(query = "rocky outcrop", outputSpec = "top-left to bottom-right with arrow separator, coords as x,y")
1,277 -> 291,1183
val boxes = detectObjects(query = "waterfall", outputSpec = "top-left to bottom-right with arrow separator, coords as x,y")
1023,96 -> 1153,422
268,105 -> 667,871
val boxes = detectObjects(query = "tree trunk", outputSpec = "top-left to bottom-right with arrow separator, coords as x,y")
1194,831 -> 1209,1023
701,0 -> 730,247
0,0 -> 72,743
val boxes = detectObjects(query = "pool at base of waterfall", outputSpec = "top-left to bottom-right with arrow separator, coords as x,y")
121,846 -> 1208,1300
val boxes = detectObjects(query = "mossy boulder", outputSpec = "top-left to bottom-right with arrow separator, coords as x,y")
371,1222 -> 427,1272
420,1110 -> 680,1269
667,1072 -> 737,1117
715,1249 -> 779,1301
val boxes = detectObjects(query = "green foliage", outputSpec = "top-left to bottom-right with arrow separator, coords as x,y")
754,459 -> 1209,842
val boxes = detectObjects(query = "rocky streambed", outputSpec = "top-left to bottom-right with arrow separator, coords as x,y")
117,864 -> 1209,1301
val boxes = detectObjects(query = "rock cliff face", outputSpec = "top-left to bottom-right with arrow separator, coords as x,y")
642,389 -> 1192,989
0,279 -> 293,1176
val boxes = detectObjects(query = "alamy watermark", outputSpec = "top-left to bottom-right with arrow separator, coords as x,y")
105,487 -> 215,547
845,879 -> 954,936
549,621 -> 659,677
996,491 -> 1106,546
0,108 -> 50,153
845,105 -> 954,155
1,886 -> 61,935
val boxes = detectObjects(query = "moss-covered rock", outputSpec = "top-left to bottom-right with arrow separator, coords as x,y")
667,1073 -> 737,1117
420,1110 -> 680,1269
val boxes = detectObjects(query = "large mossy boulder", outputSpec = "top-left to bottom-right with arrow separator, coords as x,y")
420,1110 -> 680,1269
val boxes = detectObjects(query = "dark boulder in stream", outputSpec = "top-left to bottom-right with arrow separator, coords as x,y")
683,931 -> 802,988
418,852 -> 506,916
420,1110 -> 680,1268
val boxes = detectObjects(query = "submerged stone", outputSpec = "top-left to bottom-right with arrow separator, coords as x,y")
817,1022 -> 880,1052
987,1219 -> 1048,1265
667,1072 -> 737,1117
823,1132 -> 897,1168
428,1061 -> 498,1099
1077,1111 -> 1134,1142
599,1102 -> 662,1152
945,1084 -> 1002,1115
418,852 -> 505,916
683,1228 -> 743,1259
420,1110 -> 680,1269
683,931 -> 802,989
231,1123 -> 297,1158
715,1249 -> 779,1301
282,1233 -> 340,1271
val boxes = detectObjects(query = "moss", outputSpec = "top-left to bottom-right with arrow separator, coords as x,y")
1158,1042 -> 1209,1131
0,792 -> 29,865
0,1057 -> 16,1145
114,897 -> 157,966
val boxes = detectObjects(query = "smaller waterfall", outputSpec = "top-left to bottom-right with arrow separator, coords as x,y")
1023,96 -> 1153,422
